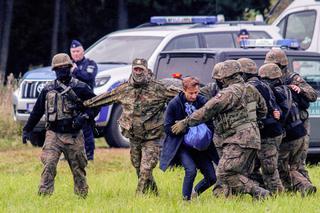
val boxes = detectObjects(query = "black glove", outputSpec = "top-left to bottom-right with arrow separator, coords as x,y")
22,130 -> 31,144
72,113 -> 89,130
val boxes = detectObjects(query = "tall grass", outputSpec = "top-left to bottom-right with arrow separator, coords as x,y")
0,145 -> 319,212
0,74 -> 22,142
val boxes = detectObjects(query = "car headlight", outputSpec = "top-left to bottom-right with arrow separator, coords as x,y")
95,76 -> 111,87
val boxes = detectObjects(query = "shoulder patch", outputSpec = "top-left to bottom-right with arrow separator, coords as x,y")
86,65 -> 95,73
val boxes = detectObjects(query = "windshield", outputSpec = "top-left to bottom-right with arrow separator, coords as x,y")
85,36 -> 164,64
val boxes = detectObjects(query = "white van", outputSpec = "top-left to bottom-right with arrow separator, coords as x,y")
272,0 -> 320,52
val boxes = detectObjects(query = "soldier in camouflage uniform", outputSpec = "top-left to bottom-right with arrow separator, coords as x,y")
172,60 -> 270,199
238,58 -> 284,193
22,53 -> 98,197
264,49 -> 317,183
259,63 -> 316,196
84,58 -> 179,195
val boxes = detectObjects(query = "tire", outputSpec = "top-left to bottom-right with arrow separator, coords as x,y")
30,130 -> 45,147
103,104 -> 129,148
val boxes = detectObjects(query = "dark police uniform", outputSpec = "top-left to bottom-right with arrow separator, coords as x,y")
71,40 -> 98,160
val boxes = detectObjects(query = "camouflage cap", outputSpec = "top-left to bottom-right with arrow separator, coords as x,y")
237,58 -> 257,74
213,60 -> 241,80
132,58 -> 148,70
264,48 -> 288,66
51,53 -> 73,69
258,63 -> 282,79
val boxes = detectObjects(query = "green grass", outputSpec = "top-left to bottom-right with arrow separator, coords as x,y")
0,140 -> 320,213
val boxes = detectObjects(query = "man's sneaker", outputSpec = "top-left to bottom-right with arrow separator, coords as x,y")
191,189 -> 198,199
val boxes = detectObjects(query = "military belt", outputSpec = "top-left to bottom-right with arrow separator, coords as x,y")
47,119 -> 80,134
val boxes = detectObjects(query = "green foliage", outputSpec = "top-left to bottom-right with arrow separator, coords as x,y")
0,145 -> 319,212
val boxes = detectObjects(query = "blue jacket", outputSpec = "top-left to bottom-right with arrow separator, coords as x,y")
160,92 -> 217,171
72,57 -> 98,89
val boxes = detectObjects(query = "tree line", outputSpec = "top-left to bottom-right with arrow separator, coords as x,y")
0,0 -> 275,82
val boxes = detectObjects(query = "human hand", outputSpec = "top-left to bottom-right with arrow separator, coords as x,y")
22,130 -> 31,144
72,114 -> 89,130
289,84 -> 301,94
171,119 -> 187,134
273,110 -> 280,120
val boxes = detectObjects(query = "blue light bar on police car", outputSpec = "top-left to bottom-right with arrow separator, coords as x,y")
240,39 -> 300,49
150,16 -> 217,25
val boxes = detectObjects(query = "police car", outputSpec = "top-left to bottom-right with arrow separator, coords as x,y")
154,39 -> 320,155
12,16 -> 282,148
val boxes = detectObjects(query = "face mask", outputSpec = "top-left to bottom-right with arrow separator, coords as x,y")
263,78 -> 282,88
131,67 -> 149,85
54,67 -> 71,81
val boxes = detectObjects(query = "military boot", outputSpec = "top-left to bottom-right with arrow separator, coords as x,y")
250,186 -> 271,200
300,184 -> 317,197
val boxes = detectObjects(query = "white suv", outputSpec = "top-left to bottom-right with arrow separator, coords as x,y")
12,16 -> 282,147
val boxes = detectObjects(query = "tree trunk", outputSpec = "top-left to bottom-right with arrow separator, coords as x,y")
0,0 -> 5,52
0,0 -> 14,82
60,0 -> 68,53
51,0 -> 61,58
117,0 -> 128,30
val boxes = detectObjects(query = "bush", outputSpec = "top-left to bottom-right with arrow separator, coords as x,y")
0,74 -> 22,141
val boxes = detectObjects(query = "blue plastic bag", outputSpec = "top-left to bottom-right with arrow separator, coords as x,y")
183,102 -> 212,151
183,123 -> 212,151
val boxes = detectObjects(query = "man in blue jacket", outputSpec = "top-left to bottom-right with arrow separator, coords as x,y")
160,76 -> 218,201
70,40 -> 98,160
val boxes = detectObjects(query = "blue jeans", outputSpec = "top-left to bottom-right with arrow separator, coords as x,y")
177,145 -> 217,200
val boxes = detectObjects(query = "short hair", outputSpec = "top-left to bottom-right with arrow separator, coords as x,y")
182,76 -> 200,90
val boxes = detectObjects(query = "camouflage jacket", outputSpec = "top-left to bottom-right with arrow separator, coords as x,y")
84,78 -> 179,140
185,79 -> 267,149
282,69 -> 317,102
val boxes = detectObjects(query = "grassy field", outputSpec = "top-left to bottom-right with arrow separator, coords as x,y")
0,139 -> 320,213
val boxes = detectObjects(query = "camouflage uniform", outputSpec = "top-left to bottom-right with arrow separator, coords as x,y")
265,49 -> 317,184
84,58 -> 179,195
172,60 -> 269,199
23,53 -> 97,197
240,58 -> 284,193
260,62 -> 316,196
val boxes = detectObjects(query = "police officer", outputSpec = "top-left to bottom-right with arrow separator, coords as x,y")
259,63 -> 316,196
70,40 -> 98,160
83,58 -> 179,195
172,60 -> 269,199
264,48 -> 317,183
238,58 -> 284,193
22,53 -> 98,197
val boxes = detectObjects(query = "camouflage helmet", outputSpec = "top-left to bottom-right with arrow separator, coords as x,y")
258,63 -> 282,79
264,48 -> 288,66
211,62 -> 224,79
213,60 -> 241,80
237,58 -> 257,74
132,58 -> 148,70
51,53 -> 73,69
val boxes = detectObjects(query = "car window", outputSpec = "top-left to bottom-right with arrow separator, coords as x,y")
292,59 -> 320,93
203,33 -> 234,48
156,54 -> 214,84
164,35 -> 200,51
277,18 -> 286,37
285,11 -> 316,50
232,31 -> 272,47
85,36 -> 163,64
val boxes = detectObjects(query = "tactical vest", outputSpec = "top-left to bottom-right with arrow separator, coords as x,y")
278,85 -> 302,130
45,79 -> 79,123
214,84 -> 257,138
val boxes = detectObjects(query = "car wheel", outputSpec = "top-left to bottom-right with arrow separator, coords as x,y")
30,130 -> 45,147
103,104 -> 129,148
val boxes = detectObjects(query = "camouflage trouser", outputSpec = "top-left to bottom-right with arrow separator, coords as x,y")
39,130 -> 88,197
257,135 -> 284,193
130,139 -> 160,195
299,119 -> 311,182
278,136 -> 312,192
217,144 -> 265,197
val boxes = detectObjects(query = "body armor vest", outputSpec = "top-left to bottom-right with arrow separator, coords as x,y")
45,79 -> 79,123
214,84 -> 257,138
